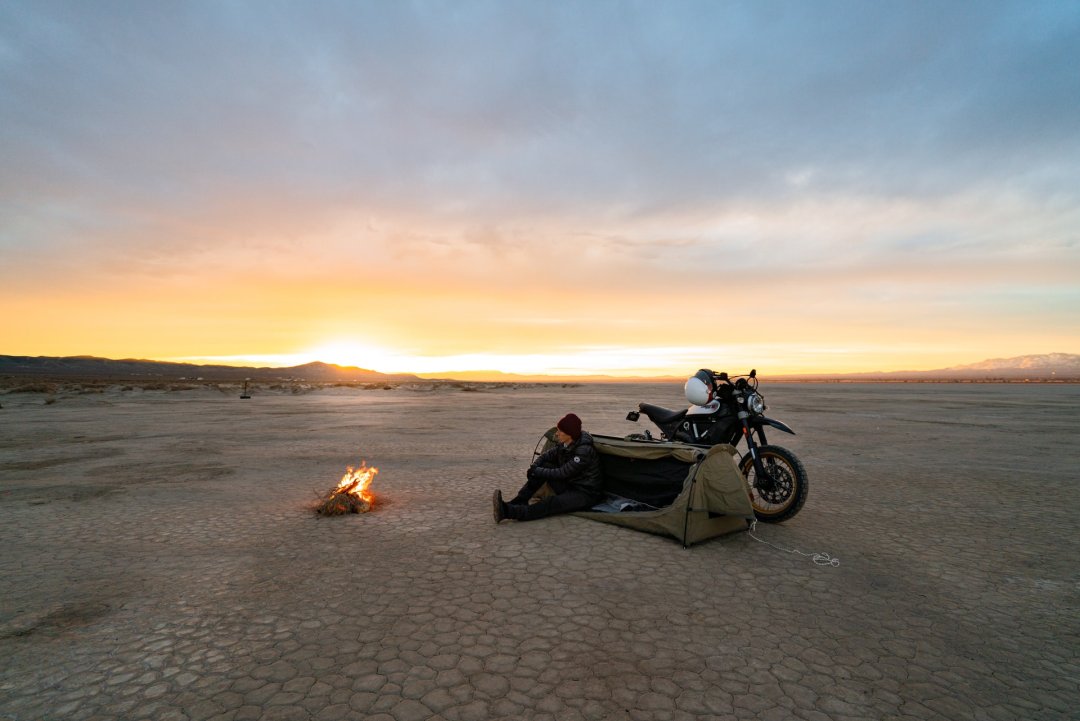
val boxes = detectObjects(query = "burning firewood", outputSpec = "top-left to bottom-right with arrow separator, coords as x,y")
315,461 -> 378,515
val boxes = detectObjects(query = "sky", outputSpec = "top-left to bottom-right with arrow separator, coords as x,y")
2,0 -> 1078,378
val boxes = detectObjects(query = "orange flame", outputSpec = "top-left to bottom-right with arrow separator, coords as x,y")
334,461 -> 378,504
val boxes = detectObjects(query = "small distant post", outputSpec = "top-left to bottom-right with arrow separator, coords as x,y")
240,379 -> 251,399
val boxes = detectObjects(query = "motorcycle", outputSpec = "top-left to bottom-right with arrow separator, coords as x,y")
625,368 -> 808,523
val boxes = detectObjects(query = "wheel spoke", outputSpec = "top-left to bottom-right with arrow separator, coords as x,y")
740,445 -> 807,523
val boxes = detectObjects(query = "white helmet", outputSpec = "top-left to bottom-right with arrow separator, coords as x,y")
684,370 -> 714,406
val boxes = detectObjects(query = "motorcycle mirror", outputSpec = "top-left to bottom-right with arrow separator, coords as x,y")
626,411 -> 640,422
750,369 -> 756,378
717,372 -> 728,381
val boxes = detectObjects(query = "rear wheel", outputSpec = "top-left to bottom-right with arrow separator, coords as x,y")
739,445 -> 808,523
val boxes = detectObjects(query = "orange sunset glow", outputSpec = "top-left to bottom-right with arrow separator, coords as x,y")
2,3 -> 1077,378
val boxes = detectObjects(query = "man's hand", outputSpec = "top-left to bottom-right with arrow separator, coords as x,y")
526,466 -> 537,480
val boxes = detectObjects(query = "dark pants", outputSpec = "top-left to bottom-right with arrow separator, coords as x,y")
506,475 -> 600,522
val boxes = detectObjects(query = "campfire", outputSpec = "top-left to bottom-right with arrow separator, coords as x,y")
315,461 -> 379,515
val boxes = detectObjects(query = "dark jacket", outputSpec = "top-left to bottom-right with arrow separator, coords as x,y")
531,431 -> 603,497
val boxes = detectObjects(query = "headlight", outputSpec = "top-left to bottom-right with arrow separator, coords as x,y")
747,393 -> 765,414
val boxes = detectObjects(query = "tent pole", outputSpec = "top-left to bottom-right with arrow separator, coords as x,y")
682,454 -> 709,548
682,471 -> 697,549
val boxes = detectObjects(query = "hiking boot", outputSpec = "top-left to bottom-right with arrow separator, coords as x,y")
492,489 -> 506,524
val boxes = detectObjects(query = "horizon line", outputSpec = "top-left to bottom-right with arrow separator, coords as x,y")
3,351 -> 1077,381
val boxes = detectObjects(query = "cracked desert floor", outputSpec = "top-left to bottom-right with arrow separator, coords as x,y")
1,382 -> 1077,721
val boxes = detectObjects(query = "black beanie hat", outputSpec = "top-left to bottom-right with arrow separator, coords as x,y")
557,413 -> 582,440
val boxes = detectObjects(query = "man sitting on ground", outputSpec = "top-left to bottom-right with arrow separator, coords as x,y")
493,413 -> 603,523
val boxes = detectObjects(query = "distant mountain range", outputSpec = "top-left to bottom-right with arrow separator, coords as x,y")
944,353 -> 1078,372
0,355 -> 418,382
1,352 -> 1077,383
771,353 -> 1080,381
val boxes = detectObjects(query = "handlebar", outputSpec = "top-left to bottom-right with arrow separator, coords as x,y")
706,369 -> 755,382
702,368 -> 759,391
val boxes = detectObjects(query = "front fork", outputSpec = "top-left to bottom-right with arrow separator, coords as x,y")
739,413 -> 771,480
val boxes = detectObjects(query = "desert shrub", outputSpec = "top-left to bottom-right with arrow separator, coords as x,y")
453,383 -> 479,392
12,383 -> 56,394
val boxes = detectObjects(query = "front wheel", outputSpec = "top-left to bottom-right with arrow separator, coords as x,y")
739,445 -> 808,523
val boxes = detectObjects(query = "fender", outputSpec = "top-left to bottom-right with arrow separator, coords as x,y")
751,416 -> 795,435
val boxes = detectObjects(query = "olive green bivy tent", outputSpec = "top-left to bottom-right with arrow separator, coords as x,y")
535,431 -> 755,547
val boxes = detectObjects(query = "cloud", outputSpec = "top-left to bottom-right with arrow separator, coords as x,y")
5,2 -> 1079,217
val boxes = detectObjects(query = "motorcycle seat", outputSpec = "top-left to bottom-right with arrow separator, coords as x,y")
639,403 -> 687,425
